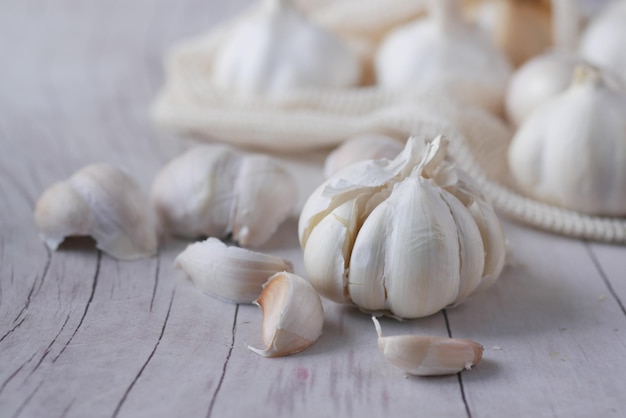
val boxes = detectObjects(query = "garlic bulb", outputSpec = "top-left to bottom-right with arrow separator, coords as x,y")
34,163 -> 157,260
212,0 -> 362,98
505,0 -> 582,126
372,317 -> 483,376
248,272 -> 324,357
508,64 -> 626,215
324,134 -> 403,178
375,0 -> 512,111
175,237 -> 293,304
298,136 -> 506,319
464,0 -> 552,68
579,0 -> 626,81
151,145 -> 297,248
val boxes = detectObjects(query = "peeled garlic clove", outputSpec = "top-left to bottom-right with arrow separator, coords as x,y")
372,317 -> 483,376
33,163 -> 157,260
175,237 -> 292,304
375,0 -> 512,112
579,0 -> 626,81
248,272 -> 324,357
213,0 -> 362,98
324,134 -> 404,178
508,64 -> 626,215
151,145 -> 297,247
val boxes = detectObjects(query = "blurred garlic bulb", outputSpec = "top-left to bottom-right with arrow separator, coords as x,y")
34,163 -> 157,260
508,64 -> 626,215
375,0 -> 512,112
580,0 -> 626,81
151,145 -> 297,248
324,134 -> 403,178
464,0 -> 552,67
248,272 -> 324,357
299,136 -> 506,320
212,0 -> 362,98
175,238 -> 293,304
505,0 -> 582,126
372,317 -> 483,376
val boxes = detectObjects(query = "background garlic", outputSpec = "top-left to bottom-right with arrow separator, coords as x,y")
323,134 -> 403,179
175,238 -> 293,304
34,163 -> 158,260
151,145 -> 297,248
579,0 -> 626,82
299,136 -> 506,320
372,317 -> 483,376
508,64 -> 626,215
212,0 -> 362,98
248,272 -> 324,357
374,0 -> 512,112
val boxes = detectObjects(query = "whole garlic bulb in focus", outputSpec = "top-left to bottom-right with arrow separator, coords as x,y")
508,65 -> 626,215
580,0 -> 626,81
212,0 -> 362,98
151,145 -> 297,247
375,0 -> 512,112
324,134 -> 403,178
299,136 -> 506,320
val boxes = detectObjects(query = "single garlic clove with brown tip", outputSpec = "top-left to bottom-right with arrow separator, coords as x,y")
372,317 -> 483,376
175,237 -> 293,304
324,134 -> 404,178
33,163 -> 158,260
248,272 -> 324,358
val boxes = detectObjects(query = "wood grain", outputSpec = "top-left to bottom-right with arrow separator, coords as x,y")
1,0 -> 626,417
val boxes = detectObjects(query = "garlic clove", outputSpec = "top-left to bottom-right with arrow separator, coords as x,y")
231,154 -> 298,248
372,317 -> 483,376
34,163 -> 158,260
248,272 -> 324,357
151,145 -> 298,247
324,134 -> 404,178
213,0 -> 362,98
175,237 -> 293,304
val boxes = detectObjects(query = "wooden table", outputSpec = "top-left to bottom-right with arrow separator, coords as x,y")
2,1 -> 626,417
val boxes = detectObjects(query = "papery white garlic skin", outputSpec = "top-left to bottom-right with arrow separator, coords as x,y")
151,145 -> 298,248
175,237 -> 293,304
375,0 -> 511,108
372,317 -> 483,376
212,0 -> 362,98
248,272 -> 324,357
580,0 -> 626,81
299,136 -> 506,319
34,163 -> 158,260
508,65 -> 626,215
324,134 -> 403,178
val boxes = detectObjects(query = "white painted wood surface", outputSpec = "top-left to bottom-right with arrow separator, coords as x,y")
1,1 -> 626,417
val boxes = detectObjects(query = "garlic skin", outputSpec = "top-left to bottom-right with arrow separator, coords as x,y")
212,0 -> 362,98
324,134 -> 403,178
372,317 -> 483,376
175,237 -> 293,304
579,0 -> 626,81
299,136 -> 506,319
375,0 -> 512,111
508,65 -> 626,215
248,272 -> 324,357
151,145 -> 297,248
34,163 -> 158,260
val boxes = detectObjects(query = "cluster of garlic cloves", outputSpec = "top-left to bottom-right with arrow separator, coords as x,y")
175,237 -> 293,304
212,0 -> 362,98
248,272 -> 324,357
151,144 -> 297,248
508,64 -> 626,215
372,317 -> 483,376
34,164 -> 158,260
299,136 -> 506,319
